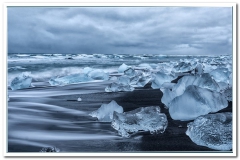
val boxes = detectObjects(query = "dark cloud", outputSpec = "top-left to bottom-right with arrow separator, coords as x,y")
7,6 -> 232,55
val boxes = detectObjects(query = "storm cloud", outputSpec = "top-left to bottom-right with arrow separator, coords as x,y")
7,6 -> 232,55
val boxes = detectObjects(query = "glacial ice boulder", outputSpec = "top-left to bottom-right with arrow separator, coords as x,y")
88,69 -> 109,80
105,82 -> 134,92
173,61 -> 195,73
118,63 -> 130,73
209,68 -> 231,83
89,100 -> 123,122
186,112 -> 232,151
10,72 -> 32,90
49,74 -> 92,86
111,106 -> 168,138
161,73 -> 221,107
124,68 -> 136,77
169,85 -> 228,121
151,72 -> 176,89
131,75 -> 152,87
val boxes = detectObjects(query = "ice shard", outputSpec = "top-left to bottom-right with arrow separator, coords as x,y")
169,85 -> 228,121
186,112 -> 232,151
111,106 -> 168,137
89,100 -> 123,122
10,72 -> 32,90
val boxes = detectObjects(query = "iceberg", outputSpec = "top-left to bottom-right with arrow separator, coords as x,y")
10,72 -> 32,90
49,74 -> 92,86
111,106 -> 168,137
89,100 -> 123,122
161,73 -> 221,107
118,63 -> 130,73
186,112 -> 232,151
151,72 -> 176,89
105,82 -> 134,92
169,85 -> 228,121
88,69 -> 109,80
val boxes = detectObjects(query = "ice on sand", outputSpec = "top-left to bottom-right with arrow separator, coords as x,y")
186,112 -> 232,151
49,74 -> 92,86
111,106 -> 168,137
77,97 -> 82,101
161,73 -> 220,107
118,63 -> 130,73
105,82 -> 134,92
209,68 -> 231,83
10,72 -> 32,90
89,100 -> 123,122
169,85 -> 228,121
88,69 -> 109,80
151,72 -> 175,89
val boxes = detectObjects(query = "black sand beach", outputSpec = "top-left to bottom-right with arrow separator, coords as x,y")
8,81 -> 232,152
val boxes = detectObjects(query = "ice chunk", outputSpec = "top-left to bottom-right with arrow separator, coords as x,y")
49,74 -> 92,86
217,82 -> 229,91
160,82 -> 175,89
138,63 -> 153,70
173,61 -> 195,73
10,72 -> 32,90
105,82 -> 134,92
117,75 -> 131,85
88,69 -> 109,80
223,87 -> 232,101
118,63 -> 130,73
228,73 -> 232,87
194,63 -> 203,75
77,97 -> 82,101
89,100 -> 123,122
111,106 -> 168,137
210,68 -> 231,83
151,72 -> 176,89
169,85 -> 228,121
124,68 -> 136,77
40,146 -> 60,152
110,76 -> 118,81
83,67 -> 93,74
131,75 -> 151,87
186,112 -> 232,151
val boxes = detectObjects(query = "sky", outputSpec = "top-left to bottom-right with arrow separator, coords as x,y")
7,7 -> 232,55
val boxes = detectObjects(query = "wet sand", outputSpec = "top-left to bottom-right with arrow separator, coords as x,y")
8,81 -> 232,152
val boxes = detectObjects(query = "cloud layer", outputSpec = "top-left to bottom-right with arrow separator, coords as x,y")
8,7 -> 232,55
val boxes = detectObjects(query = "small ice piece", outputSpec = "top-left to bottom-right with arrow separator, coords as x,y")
210,68 -> 231,83
133,75 -> 152,87
194,63 -> 203,75
160,82 -> 175,89
124,68 -> 136,77
117,75 -> 130,85
88,69 -> 109,80
77,97 -> 82,101
89,100 -> 123,122
138,63 -> 153,70
83,67 -> 93,74
169,85 -> 228,121
111,106 -> 168,138
10,72 -> 32,90
110,76 -> 118,81
49,74 -> 92,86
186,112 -> 232,151
40,146 -> 60,152
223,87 -> 232,101
105,82 -> 134,92
151,72 -> 175,89
118,63 -> 130,73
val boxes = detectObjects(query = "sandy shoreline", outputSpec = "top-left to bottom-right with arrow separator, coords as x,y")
8,81 -> 232,152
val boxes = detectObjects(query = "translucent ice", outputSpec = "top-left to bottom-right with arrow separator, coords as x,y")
10,72 -> 32,90
186,112 -> 232,151
49,74 -> 92,86
77,97 -> 82,101
88,69 -> 109,80
111,106 -> 168,137
105,82 -> 134,92
89,100 -> 123,122
83,67 -> 93,74
223,87 -> 232,101
118,63 -> 130,73
117,75 -> 131,85
161,73 -> 220,107
124,68 -> 136,77
151,72 -> 176,89
210,68 -> 231,83
173,61 -> 195,73
169,85 -> 228,121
